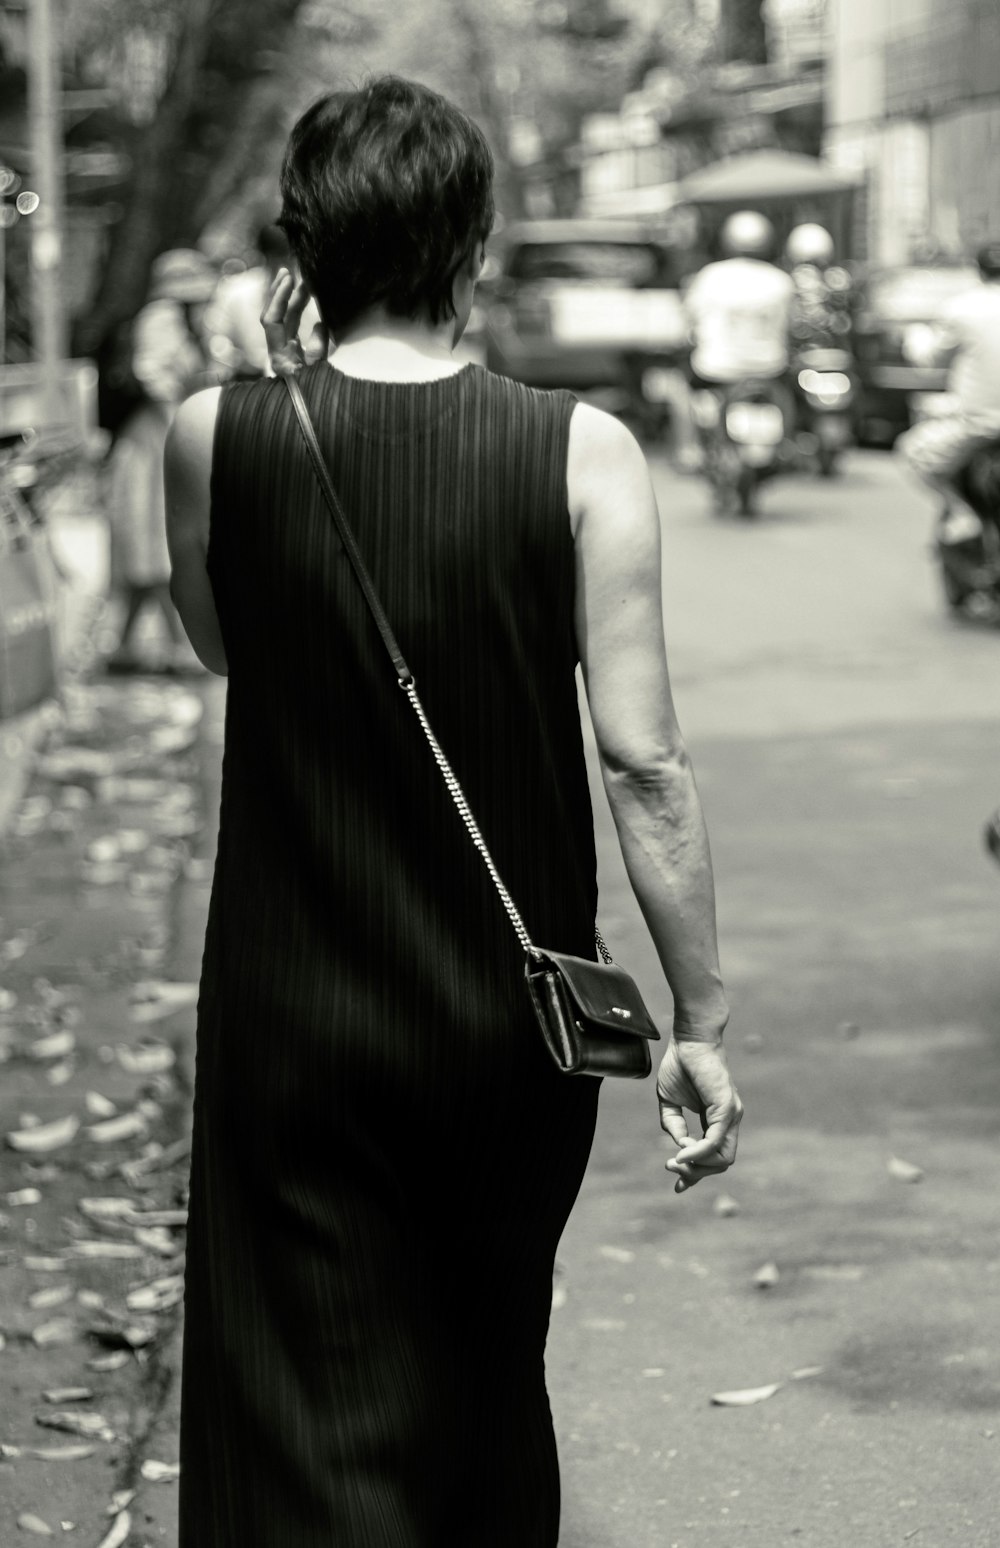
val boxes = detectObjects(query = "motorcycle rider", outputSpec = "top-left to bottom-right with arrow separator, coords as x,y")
897,240 -> 1000,500
681,211 -> 796,456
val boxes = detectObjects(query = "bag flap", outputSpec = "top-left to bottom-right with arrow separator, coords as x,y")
530,949 -> 660,1040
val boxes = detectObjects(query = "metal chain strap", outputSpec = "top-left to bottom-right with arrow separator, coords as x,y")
402,680 -> 536,955
401,679 -> 613,966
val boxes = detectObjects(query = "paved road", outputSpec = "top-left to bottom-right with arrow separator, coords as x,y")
551,450 -> 1000,1548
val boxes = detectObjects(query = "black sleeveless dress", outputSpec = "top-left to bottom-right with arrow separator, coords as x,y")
179,361 -> 602,1547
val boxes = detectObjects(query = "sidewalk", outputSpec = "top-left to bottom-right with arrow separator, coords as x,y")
0,474 -> 111,842
0,651 -> 224,1543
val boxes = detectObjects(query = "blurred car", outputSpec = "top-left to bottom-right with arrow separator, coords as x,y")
482,220 -> 688,402
852,263 -> 979,444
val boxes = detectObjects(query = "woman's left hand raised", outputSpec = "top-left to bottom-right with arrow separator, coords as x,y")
261,268 -> 330,378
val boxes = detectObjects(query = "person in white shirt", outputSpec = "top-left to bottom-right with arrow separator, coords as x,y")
683,210 -> 795,386
898,242 -> 1000,494
204,223 -> 323,379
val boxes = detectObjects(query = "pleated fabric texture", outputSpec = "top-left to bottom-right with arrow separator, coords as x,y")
179,361 -> 603,1546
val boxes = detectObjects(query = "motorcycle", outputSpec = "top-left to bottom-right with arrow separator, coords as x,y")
692,377 -> 789,517
793,346 -> 856,477
935,437 -> 1000,622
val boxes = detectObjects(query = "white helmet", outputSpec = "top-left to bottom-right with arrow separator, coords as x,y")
719,210 -> 776,260
785,223 -> 835,268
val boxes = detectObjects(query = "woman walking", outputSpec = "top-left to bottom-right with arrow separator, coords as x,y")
165,76 -> 740,1547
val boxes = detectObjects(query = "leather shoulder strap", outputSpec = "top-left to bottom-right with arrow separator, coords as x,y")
282,373 -> 413,686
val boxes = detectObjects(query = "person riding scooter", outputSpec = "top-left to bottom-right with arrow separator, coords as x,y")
683,210 -> 795,399
897,240 -> 1000,499
681,212 -> 796,510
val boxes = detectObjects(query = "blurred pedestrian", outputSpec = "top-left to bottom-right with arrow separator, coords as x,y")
103,248 -> 216,673
897,240 -> 1000,499
165,74 -> 740,1546
204,220 -> 324,379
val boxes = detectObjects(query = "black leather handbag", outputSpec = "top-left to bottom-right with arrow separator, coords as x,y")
284,374 -> 661,1080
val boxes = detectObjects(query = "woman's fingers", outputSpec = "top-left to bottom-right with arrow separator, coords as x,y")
282,277 -> 313,340
260,268 -> 296,343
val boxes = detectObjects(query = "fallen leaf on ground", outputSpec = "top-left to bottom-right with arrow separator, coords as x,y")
6,1188 -> 43,1206
4,1442 -> 95,1460
753,1261 -> 780,1288
71,1240 -> 144,1260
126,1274 -> 183,1312
119,1136 -> 189,1180
116,1043 -> 175,1075
710,1382 -> 782,1406
28,1285 -> 73,1310
129,980 -> 198,1016
712,1193 -> 740,1217
887,1156 -> 925,1183
78,1197 -> 137,1221
87,1351 -> 130,1373
36,1411 -> 114,1441
129,1207 -> 187,1228
6,1115 -> 79,1154
85,1112 -> 148,1145
88,1319 -> 157,1349
42,1387 -> 93,1404
132,1226 -> 176,1256
27,1030 -> 76,1061
96,1511 -> 131,1548
85,1092 -> 117,1118
16,1513 -> 53,1535
140,1459 -> 181,1482
32,1318 -> 76,1348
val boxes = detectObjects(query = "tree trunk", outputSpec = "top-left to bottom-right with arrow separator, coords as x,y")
72,0 -> 307,361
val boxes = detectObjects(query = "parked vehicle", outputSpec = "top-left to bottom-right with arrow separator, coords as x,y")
934,435 -> 1000,622
482,221 -> 688,409
692,377 -> 790,517
793,344 -> 857,476
852,263 -> 979,444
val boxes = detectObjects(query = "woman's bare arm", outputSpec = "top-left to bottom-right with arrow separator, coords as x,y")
164,388 -> 228,676
567,403 -> 742,1189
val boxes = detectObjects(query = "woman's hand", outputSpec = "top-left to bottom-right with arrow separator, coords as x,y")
260,268 -> 330,377
657,1038 -> 743,1194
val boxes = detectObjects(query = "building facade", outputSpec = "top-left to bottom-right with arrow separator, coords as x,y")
825,0 -> 1000,263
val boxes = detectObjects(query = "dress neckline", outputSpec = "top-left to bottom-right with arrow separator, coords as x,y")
325,360 -> 477,388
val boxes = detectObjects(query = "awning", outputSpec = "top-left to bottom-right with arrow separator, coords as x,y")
678,150 -> 861,203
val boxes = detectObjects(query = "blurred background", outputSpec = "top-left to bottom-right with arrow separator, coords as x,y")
1,5 -> 1000,1545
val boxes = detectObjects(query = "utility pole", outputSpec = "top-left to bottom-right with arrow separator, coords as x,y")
27,0 -> 67,417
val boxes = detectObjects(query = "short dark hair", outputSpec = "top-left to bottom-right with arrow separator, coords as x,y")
279,76 -> 495,337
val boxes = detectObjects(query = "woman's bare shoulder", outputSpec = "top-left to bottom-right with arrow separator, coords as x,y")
566,401 -> 651,530
167,386 -> 224,470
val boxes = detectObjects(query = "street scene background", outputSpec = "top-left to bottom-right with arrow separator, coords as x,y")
2,0 -> 1000,1544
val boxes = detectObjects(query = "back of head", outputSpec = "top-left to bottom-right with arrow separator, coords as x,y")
785,223 -> 834,268
279,75 -> 495,338
977,240 -> 1000,281
719,210 -> 776,261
